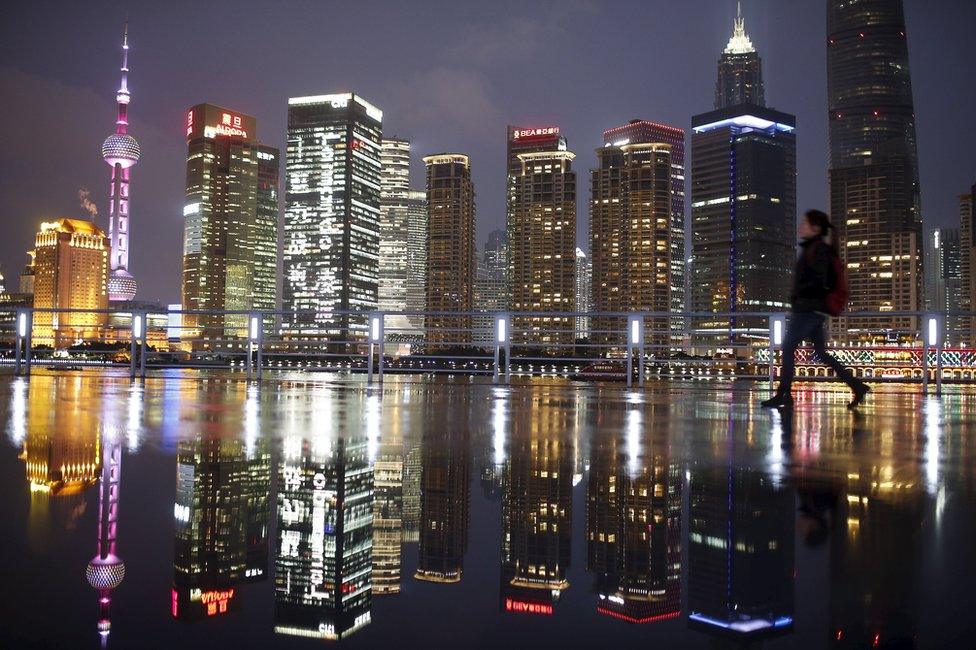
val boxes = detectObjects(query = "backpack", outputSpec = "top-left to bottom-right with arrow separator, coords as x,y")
824,246 -> 848,317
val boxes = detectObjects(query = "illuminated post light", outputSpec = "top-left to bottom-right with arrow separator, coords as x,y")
370,316 -> 381,343
927,316 -> 938,348
249,316 -> 260,341
630,318 -> 640,346
18,312 -> 27,338
497,316 -> 508,344
132,314 -> 143,339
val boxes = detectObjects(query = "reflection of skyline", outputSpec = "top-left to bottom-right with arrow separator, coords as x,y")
415,395 -> 470,584
687,447 -> 794,640
274,399 -> 374,640
373,425 -> 404,595
500,394 -> 574,615
587,402 -> 682,624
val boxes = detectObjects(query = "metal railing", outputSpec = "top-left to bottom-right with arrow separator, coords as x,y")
1,306 -> 973,394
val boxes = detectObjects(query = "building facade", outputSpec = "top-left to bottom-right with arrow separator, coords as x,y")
574,248 -> 591,341
960,188 -> 975,345
602,120 -> 687,344
510,150 -> 577,348
924,228 -> 962,345
690,106 -> 796,351
30,219 -> 109,347
474,229 -> 508,346
181,104 -> 279,343
283,93 -> 383,341
424,154 -> 475,348
827,0 -> 922,341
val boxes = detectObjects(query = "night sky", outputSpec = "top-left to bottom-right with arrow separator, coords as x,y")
1,0 -> 974,304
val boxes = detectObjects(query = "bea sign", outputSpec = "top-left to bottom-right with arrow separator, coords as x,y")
511,127 -> 559,140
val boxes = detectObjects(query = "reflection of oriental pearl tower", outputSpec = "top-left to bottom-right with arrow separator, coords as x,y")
102,23 -> 140,302
86,428 -> 125,647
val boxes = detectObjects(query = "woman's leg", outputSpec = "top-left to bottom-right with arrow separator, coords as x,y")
809,315 -> 866,393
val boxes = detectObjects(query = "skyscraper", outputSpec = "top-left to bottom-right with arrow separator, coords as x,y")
591,141 -> 673,350
715,3 -> 765,109
102,23 -> 140,302
601,120 -> 687,342
30,219 -> 109,347
181,104 -> 279,343
405,190 -> 428,331
506,127 -> 575,348
959,187 -> 975,345
283,93 -> 383,341
423,154 -> 475,348
690,106 -> 796,351
924,228 -> 962,344
574,248 -> 591,341
827,0 -> 922,340
474,230 -> 508,346
379,138 -> 420,335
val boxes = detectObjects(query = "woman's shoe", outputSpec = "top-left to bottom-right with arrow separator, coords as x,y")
848,384 -> 870,410
761,393 -> 794,409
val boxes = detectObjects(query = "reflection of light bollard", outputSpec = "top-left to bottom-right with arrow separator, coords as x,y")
494,314 -> 510,384
368,313 -> 384,384
627,315 -> 644,388
768,313 -> 786,389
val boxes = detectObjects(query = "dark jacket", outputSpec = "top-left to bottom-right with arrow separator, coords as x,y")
791,237 -> 836,313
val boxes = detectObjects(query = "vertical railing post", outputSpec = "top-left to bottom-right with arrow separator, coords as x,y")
256,314 -> 264,381
768,313 -> 786,389
15,308 -> 32,377
139,311 -> 148,379
367,312 -> 383,385
627,314 -> 643,388
246,313 -> 255,380
494,314 -> 510,384
23,310 -> 32,376
926,314 -> 943,397
129,312 -> 141,380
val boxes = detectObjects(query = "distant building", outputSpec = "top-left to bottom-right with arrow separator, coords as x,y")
960,187 -> 975,345
601,120 -> 687,344
474,230 -> 508,346
424,154 -> 475,349
30,218 -> 109,347
181,103 -> 279,344
380,138 -> 424,337
283,93 -> 383,341
509,144 -> 577,348
715,3 -> 765,109
828,0 -> 922,341
592,141 -> 673,350
415,424 -> 469,583
372,442 -> 404,595
690,105 -> 796,352
405,190 -> 428,332
924,228 -> 962,344
574,248 -> 591,340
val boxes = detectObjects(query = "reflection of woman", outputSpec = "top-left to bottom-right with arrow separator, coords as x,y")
762,210 -> 869,409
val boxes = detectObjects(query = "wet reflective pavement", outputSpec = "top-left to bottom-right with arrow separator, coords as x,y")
0,371 -> 974,649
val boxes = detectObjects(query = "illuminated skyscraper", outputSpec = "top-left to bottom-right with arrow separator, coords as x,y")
924,228 -> 962,344
372,441 -> 404,595
574,248 -> 591,340
423,154 -> 475,348
591,139 -> 673,349
960,188 -> 975,345
828,0 -> 922,340
602,119 -> 687,343
102,23 -> 140,302
405,190 -> 428,328
690,105 -> 796,351
283,93 -> 383,341
474,230 -> 507,346
29,219 -> 109,347
715,3 -> 765,109
508,131 -> 576,348
275,429 -> 373,639
379,138 -> 423,335
181,104 -> 279,343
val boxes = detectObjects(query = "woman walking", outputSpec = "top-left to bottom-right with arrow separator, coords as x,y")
761,210 -> 870,409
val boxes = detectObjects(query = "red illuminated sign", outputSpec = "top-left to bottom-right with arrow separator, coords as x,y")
596,607 -> 680,624
511,126 -> 559,141
201,588 -> 235,616
505,598 -> 553,615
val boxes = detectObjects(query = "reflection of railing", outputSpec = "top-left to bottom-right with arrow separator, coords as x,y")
1,307 -> 973,392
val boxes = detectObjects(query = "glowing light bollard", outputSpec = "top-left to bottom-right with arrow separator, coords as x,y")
247,314 -> 264,381
922,314 -> 943,396
768,313 -> 786,389
626,315 -> 645,388
494,314 -> 511,384
15,308 -> 33,377
367,313 -> 384,385
129,312 -> 148,379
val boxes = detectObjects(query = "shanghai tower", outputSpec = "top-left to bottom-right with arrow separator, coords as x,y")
827,0 -> 922,340
102,23 -> 140,302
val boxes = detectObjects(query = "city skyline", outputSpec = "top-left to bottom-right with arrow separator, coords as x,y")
3,2 -> 974,303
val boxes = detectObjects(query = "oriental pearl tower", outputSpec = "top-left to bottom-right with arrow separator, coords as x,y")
85,427 -> 125,647
102,23 -> 140,302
